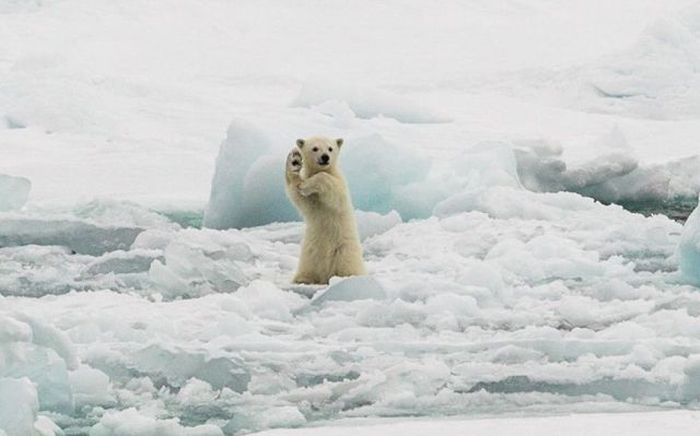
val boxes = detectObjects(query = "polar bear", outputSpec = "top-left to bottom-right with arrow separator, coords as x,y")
285,136 -> 366,284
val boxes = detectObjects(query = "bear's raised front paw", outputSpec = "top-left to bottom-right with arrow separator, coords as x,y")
286,149 -> 303,173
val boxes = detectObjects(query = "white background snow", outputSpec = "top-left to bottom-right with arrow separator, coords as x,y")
2,0 -> 700,435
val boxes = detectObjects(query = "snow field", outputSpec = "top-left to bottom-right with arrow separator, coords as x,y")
3,1 -> 700,208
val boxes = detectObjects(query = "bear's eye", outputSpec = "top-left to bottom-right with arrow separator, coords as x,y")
312,147 -> 319,152
328,147 -> 333,152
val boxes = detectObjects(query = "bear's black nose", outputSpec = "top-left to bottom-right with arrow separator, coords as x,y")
320,154 -> 330,164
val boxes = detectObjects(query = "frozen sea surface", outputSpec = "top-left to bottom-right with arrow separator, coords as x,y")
1,195 -> 700,434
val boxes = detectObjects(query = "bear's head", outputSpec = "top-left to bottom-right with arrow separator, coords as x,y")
296,136 -> 344,176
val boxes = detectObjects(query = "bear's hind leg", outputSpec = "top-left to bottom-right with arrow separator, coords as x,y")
330,244 -> 366,278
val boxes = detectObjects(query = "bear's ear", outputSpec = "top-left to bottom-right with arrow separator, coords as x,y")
296,139 -> 305,148
335,138 -> 344,148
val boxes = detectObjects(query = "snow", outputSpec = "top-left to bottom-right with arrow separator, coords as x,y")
2,0 -> 700,435
292,82 -> 451,124
558,3 -> 700,121
252,411 -> 700,436
2,0 -> 699,208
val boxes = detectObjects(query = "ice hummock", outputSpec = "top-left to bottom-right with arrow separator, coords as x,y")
0,377 -> 39,436
203,116 -> 512,229
204,113 -> 699,231
679,197 -> 700,285
203,119 -> 435,229
0,313 -> 72,435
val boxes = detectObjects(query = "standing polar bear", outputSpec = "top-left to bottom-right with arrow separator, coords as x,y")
285,136 -> 366,284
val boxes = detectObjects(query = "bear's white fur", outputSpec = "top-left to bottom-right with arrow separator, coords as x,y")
285,136 -> 366,284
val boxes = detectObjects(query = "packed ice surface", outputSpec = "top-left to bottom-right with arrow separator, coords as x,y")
679,198 -> 700,285
0,174 -> 30,212
3,195 -> 700,434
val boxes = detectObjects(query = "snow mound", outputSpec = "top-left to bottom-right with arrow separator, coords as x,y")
679,198 -> 700,286
0,174 -> 30,212
292,82 -> 451,124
